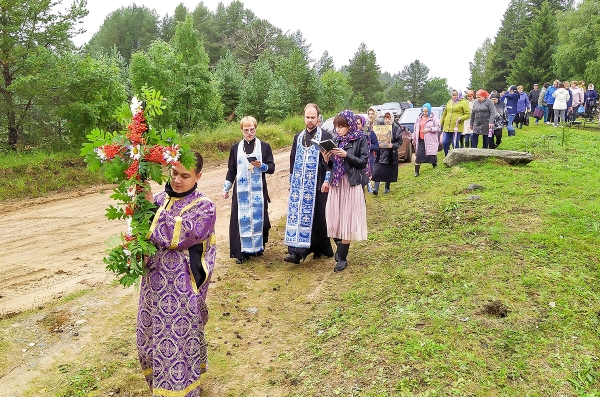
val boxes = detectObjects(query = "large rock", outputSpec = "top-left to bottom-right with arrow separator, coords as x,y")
443,148 -> 534,167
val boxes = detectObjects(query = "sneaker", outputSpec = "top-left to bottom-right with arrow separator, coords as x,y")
534,121 -> 538,125
384,189 -> 390,194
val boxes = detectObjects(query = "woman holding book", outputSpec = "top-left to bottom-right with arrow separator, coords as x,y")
322,110 -> 369,272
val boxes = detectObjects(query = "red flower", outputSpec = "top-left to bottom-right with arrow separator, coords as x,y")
124,160 -> 140,179
146,145 -> 168,165
125,203 -> 135,216
127,111 -> 148,145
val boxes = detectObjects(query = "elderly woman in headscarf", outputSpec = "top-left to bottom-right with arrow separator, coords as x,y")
440,89 -> 471,156
469,89 -> 496,148
355,113 -> 378,193
412,103 -> 441,177
322,110 -> 369,272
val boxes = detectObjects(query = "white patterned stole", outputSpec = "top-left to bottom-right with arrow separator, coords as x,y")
284,128 -> 322,248
236,139 -> 264,253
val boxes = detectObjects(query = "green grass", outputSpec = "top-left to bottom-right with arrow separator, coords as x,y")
187,116 -> 302,161
280,123 -> 600,396
0,150 -> 109,200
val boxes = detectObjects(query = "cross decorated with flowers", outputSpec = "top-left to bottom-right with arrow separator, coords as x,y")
81,86 -> 194,286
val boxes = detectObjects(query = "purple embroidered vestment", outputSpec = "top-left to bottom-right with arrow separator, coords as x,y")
137,190 -> 216,397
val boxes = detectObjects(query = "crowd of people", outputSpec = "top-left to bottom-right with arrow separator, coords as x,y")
136,85 -> 598,395
436,81 -> 599,156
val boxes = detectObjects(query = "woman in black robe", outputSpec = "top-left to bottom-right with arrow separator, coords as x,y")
371,112 -> 401,195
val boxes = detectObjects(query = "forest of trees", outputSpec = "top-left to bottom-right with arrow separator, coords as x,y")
0,0 -> 450,151
3,0 -> 598,151
468,0 -> 600,93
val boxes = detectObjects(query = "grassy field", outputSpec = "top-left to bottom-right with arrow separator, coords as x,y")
2,121 -> 599,396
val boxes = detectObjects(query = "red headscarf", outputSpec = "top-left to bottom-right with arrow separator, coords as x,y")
476,89 -> 489,98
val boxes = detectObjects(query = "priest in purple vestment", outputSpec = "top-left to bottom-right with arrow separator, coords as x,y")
137,152 -> 216,397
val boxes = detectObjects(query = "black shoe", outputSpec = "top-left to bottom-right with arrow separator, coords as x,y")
235,257 -> 246,264
334,261 -> 348,272
372,190 -> 378,196
333,243 -> 349,272
313,253 -> 323,259
284,253 -> 301,264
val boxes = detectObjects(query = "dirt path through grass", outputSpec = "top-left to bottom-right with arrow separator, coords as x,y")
0,148 -> 294,395
0,149 -> 291,316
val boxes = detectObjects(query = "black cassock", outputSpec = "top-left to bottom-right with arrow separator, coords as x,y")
225,139 -> 275,260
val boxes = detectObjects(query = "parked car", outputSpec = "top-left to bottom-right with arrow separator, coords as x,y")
396,106 -> 445,161
396,125 -> 413,163
397,107 -> 444,133
321,116 -> 334,133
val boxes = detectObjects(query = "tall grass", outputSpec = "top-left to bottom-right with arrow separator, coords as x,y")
187,116 -> 304,162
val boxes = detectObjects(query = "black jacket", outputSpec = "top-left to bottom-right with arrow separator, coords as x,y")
328,135 -> 369,187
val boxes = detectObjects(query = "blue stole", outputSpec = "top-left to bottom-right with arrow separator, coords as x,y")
236,139 -> 264,253
284,128 -> 322,248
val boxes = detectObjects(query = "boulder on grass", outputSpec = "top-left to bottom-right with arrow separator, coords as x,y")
443,148 -> 533,167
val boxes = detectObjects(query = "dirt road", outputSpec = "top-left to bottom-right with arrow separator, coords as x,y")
0,149 -> 291,317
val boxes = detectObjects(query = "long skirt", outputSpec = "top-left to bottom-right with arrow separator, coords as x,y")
372,162 -> 398,183
325,174 -> 367,241
415,139 -> 438,165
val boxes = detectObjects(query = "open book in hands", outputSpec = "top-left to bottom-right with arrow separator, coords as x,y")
311,138 -> 337,152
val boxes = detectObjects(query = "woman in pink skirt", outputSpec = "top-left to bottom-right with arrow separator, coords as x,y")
323,110 -> 369,272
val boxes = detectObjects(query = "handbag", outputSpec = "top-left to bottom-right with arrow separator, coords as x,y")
533,107 -> 544,119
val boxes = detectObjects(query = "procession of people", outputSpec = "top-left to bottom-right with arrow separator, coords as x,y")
137,85 -> 595,395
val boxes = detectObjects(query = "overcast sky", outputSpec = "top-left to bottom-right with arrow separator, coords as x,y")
72,0 -> 512,90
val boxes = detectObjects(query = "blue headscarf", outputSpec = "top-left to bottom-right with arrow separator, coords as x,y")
421,103 -> 432,117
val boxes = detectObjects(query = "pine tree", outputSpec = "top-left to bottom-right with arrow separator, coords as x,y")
509,1 -> 558,88
346,43 -> 383,105
236,56 -> 274,122
214,51 -> 244,118
86,5 -> 160,63
469,38 -> 492,90
397,60 -> 430,104
484,0 -> 529,91
314,51 -> 335,77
